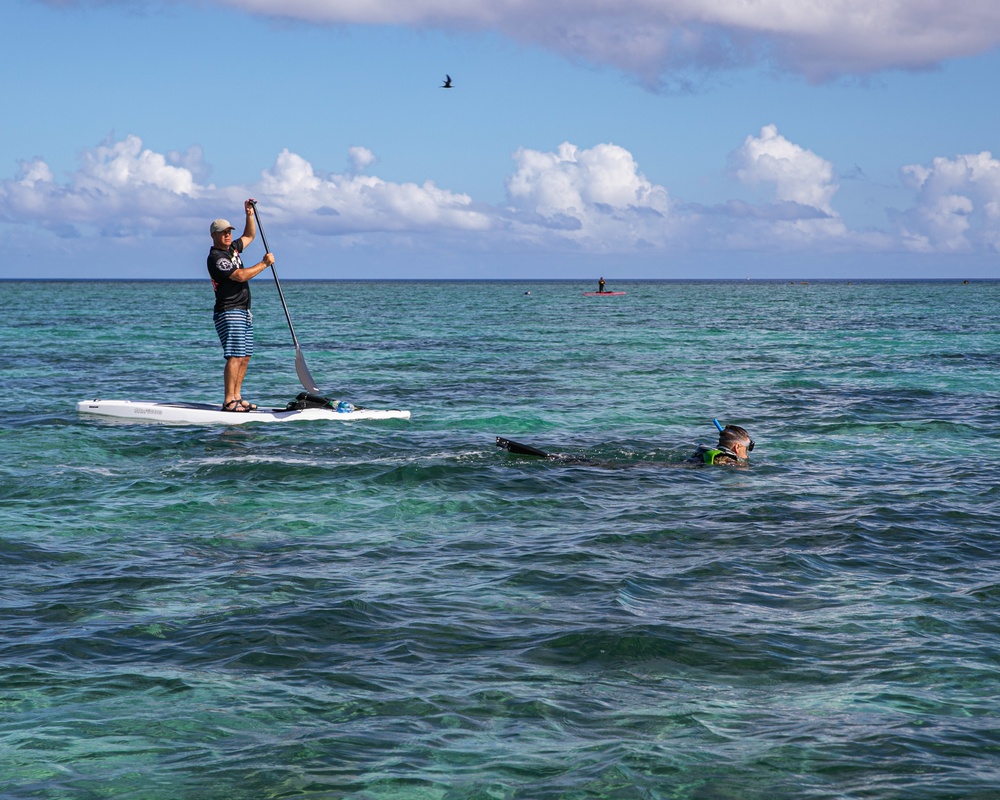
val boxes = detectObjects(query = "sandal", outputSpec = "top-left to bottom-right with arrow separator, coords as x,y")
222,399 -> 250,412
236,398 -> 258,410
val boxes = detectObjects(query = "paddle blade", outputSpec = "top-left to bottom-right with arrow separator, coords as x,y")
295,348 -> 321,394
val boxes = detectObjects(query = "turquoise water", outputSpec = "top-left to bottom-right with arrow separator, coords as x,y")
2,279 -> 999,799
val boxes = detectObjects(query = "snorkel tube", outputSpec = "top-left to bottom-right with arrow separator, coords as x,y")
699,419 -> 729,464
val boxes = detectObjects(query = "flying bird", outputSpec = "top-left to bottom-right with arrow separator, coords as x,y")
441,74 -> 453,88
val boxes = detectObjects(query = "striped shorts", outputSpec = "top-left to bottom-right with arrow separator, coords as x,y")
214,309 -> 254,358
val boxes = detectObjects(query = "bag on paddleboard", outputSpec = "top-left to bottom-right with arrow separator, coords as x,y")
284,392 -> 355,413
285,392 -> 335,410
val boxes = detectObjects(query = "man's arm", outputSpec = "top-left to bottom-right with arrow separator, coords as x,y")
236,198 -> 256,250
230,253 -> 275,283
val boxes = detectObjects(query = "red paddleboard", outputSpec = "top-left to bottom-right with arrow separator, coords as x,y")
583,291 -> 626,296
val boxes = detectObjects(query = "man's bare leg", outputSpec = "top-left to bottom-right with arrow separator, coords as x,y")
223,356 -> 250,408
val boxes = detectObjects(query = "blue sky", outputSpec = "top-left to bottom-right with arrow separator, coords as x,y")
3,0 -> 1000,279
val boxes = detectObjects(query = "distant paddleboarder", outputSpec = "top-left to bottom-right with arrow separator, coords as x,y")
598,276 -> 606,293
206,199 -> 275,412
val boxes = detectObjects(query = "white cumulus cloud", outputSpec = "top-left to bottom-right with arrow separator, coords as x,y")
504,141 -> 672,249
0,135 -> 491,239
348,146 -> 377,173
0,135 -> 674,253
78,134 -> 196,195
731,124 -> 838,213
17,159 -> 54,187
899,151 -> 1000,252
257,148 -> 491,233
0,134 -> 202,235
699,123 -> 851,249
4,131 -> 1000,263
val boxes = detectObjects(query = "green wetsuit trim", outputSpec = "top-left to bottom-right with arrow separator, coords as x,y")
703,448 -> 723,465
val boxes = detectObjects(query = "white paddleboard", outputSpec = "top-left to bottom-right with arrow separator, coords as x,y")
76,399 -> 410,425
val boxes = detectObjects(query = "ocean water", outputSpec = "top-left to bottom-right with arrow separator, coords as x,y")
2,278 -> 999,800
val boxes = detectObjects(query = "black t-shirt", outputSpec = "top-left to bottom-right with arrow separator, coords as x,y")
207,239 -> 250,313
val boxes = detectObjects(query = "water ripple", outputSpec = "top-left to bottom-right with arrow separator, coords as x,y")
4,280 -> 1000,798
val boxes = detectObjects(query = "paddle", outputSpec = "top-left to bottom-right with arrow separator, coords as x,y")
249,201 -> 321,395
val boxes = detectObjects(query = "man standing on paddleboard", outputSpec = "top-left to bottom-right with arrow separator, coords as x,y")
207,199 -> 275,412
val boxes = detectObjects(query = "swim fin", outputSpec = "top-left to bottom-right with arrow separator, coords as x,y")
495,436 -> 551,458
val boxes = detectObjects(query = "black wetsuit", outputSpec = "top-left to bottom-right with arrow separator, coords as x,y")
498,437 -> 748,467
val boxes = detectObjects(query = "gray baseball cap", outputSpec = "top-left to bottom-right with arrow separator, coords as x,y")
210,219 -> 235,234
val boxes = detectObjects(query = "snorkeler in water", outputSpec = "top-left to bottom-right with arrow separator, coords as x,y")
496,420 -> 754,467
685,421 -> 754,466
